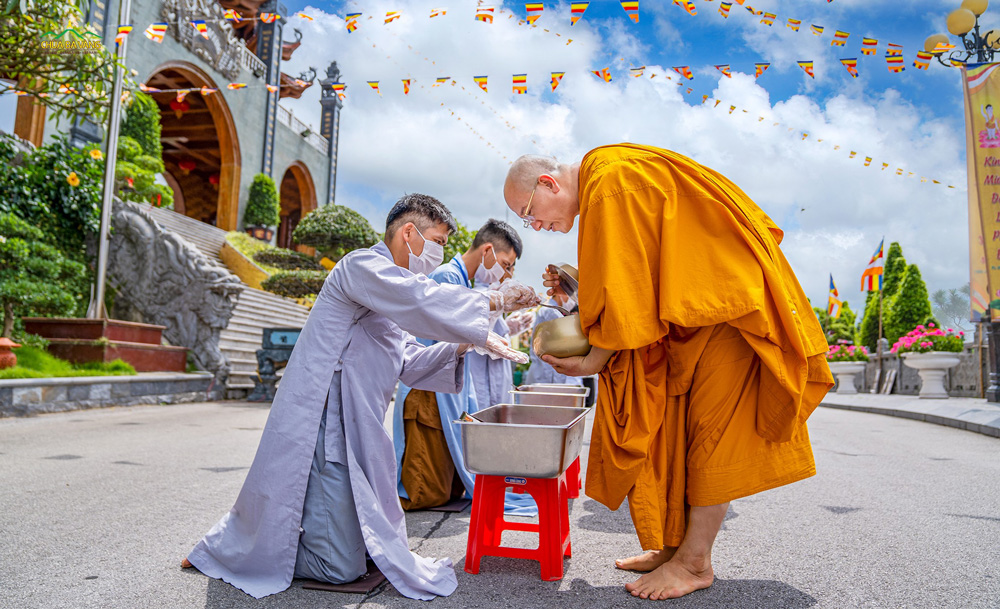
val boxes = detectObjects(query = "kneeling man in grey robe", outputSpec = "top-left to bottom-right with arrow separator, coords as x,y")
182,193 -> 535,600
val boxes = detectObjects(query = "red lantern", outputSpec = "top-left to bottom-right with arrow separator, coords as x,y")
169,99 -> 190,119
178,159 -> 196,175
209,173 -> 220,187
152,193 -> 162,207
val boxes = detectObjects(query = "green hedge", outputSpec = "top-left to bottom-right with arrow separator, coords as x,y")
252,249 -> 324,271
260,270 -> 328,299
292,205 -> 379,261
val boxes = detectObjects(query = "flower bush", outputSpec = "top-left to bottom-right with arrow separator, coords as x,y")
889,323 -> 965,355
826,344 -> 870,362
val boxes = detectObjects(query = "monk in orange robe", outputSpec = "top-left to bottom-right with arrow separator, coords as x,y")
503,143 -> 833,600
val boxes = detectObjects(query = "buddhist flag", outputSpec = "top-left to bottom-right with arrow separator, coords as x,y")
138,83 -> 159,92
621,1 -> 639,22
512,74 -> 527,94
861,37 -> 877,55
881,163 -> 889,170
672,66 -> 694,80
474,75 -> 488,92
175,89 -> 190,103
591,67 -> 612,82
227,83 -> 247,90
266,84 -> 278,93
861,238 -> 885,291
831,30 -> 849,46
144,22 -> 167,43
841,58 -> 859,78
674,0 -> 696,16
475,7 -> 495,23
828,275 -> 842,318
295,12 -> 312,20
849,151 -> 857,158
719,2 -> 732,18
550,71 -> 565,91
259,13 -> 278,23
367,81 -> 381,96
810,24 -> 824,36
191,20 -> 209,39
729,105 -> 737,114
385,11 -> 401,24
886,52 -> 905,73
798,61 -> 815,78
199,86 -> 216,96
933,42 -> 956,53
886,42 -> 903,56
914,51 -> 933,70
755,62 -> 770,78
402,79 -> 411,95
430,8 -> 446,18
864,157 -> 872,166
787,19 -> 801,31
115,25 -> 132,46
630,66 -> 645,78
760,12 -> 775,25
331,82 -> 346,100
434,76 -> 450,87
526,2 -> 544,24
715,64 -> 732,78
346,13 -> 361,32
570,2 -> 589,25
223,9 -> 242,21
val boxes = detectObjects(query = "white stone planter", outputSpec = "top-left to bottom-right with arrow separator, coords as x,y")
827,361 -> 867,394
900,351 -> 962,399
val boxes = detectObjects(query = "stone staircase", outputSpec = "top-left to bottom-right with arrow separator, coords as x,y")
142,205 -> 312,398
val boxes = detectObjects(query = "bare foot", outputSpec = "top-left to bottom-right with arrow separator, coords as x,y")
624,555 -> 714,600
614,548 -> 676,572
181,558 -> 193,569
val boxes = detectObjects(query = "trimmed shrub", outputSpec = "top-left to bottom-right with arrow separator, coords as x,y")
244,174 -> 281,228
293,204 -> 379,261
260,270 -> 328,299
120,91 -> 163,159
252,248 -> 324,271
858,242 -> 905,351
884,264 -> 937,345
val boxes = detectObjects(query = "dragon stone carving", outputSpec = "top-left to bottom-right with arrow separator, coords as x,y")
161,0 -> 251,80
108,200 -> 243,394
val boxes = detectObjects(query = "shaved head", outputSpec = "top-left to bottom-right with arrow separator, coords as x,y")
504,154 -> 565,194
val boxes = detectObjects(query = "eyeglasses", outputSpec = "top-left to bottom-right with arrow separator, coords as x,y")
519,183 -> 538,229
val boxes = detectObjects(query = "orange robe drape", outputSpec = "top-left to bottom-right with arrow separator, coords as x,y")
577,143 -> 833,549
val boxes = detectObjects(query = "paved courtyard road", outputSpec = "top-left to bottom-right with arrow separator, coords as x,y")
0,401 -> 998,609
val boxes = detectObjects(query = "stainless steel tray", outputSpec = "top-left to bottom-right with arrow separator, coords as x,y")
510,386 -> 590,408
456,404 -> 588,478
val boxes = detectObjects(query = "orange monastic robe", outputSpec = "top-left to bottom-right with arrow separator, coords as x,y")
577,143 -> 833,549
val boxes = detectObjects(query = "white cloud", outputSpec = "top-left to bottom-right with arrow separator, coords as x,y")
280,0 -> 972,320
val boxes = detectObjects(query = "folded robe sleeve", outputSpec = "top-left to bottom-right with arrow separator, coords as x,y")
400,338 -> 466,394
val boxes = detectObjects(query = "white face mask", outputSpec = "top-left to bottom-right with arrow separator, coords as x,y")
474,246 -> 506,286
406,226 -> 444,276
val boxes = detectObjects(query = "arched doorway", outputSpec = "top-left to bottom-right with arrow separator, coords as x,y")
145,62 -> 241,230
277,162 -> 317,252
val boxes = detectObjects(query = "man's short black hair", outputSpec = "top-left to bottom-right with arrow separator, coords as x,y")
384,193 -> 457,240
470,219 -> 523,258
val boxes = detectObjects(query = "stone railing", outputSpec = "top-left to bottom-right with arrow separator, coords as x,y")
277,103 -> 329,155
107,200 -> 244,396
239,40 -> 266,77
838,339 -> 987,398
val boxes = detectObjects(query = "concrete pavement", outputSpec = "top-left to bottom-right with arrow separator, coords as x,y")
822,393 -> 1000,438
0,401 -> 998,608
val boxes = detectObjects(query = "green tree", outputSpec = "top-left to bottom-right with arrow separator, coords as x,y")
443,220 -> 475,263
115,136 -> 173,208
293,204 -> 379,261
0,0 -> 120,126
931,284 -> 972,332
0,213 -> 86,337
120,91 -> 163,159
884,264 -> 937,344
815,302 -> 858,345
243,174 -> 281,228
858,242 -> 905,350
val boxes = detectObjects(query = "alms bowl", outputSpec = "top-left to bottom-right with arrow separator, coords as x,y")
533,314 -> 592,359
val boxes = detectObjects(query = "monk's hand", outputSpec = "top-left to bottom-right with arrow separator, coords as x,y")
543,266 -> 567,300
542,346 -> 614,377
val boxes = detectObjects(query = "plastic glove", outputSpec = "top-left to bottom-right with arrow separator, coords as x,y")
505,309 -> 535,336
495,279 -> 541,313
474,331 -> 529,364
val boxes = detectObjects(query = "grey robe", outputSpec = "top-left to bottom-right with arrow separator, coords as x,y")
187,241 -> 490,600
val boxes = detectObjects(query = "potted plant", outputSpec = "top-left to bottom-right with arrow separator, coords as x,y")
244,174 -> 281,242
891,323 -> 965,399
826,343 -> 869,395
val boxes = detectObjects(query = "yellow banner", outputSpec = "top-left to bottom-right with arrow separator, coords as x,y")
963,63 -> 1000,319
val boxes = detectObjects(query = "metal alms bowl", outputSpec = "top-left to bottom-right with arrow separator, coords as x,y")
547,263 -> 579,301
532,314 -> 592,359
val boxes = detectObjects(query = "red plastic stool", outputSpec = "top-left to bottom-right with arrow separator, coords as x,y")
565,457 -> 582,499
465,471 -> 571,581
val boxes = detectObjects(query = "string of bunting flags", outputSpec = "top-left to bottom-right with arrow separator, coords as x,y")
701,95 -> 959,189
